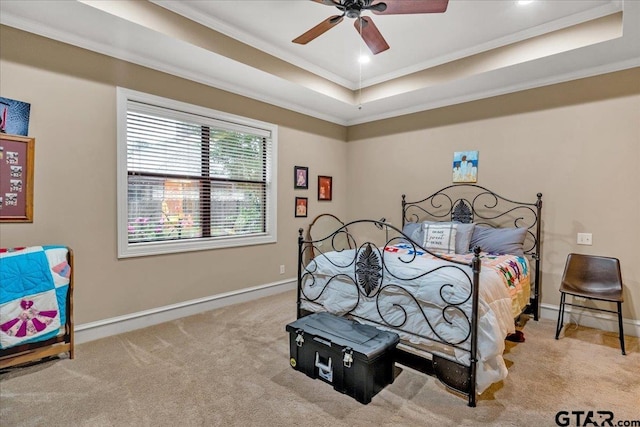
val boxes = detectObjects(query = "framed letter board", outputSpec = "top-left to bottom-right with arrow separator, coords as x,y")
0,134 -> 34,222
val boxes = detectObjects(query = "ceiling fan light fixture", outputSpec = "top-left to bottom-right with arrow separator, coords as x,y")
346,9 -> 361,18
358,54 -> 370,64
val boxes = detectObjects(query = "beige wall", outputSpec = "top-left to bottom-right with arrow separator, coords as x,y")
347,69 -> 640,321
1,25 -> 639,328
0,27 -> 347,324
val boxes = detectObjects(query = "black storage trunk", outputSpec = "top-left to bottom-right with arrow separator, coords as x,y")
286,312 -> 400,404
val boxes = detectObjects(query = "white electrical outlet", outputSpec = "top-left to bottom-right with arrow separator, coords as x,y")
577,233 -> 592,245
279,265 -> 285,275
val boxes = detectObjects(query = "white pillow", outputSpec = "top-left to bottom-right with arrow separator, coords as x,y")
421,221 -> 475,254
422,223 -> 457,254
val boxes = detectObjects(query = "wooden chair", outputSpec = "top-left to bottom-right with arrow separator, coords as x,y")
555,253 -> 625,355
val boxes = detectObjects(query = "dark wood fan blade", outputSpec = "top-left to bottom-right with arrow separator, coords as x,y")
312,0 -> 340,5
354,16 -> 389,55
293,15 -> 344,44
372,0 -> 449,15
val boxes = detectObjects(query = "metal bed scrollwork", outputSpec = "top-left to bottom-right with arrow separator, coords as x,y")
296,184 -> 542,407
402,184 -> 542,320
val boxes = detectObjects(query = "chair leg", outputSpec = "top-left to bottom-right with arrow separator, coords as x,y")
617,302 -> 626,355
555,293 -> 566,339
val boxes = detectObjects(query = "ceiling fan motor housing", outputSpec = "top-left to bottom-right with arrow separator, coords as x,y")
344,1 -> 362,19
343,1 -> 386,19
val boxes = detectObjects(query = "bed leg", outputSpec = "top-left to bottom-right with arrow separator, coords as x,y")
532,298 -> 540,321
468,393 -> 476,407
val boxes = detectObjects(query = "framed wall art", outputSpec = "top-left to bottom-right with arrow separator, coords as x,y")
452,151 -> 478,183
295,197 -> 308,218
0,134 -> 34,222
294,166 -> 308,189
0,96 -> 31,136
318,175 -> 332,201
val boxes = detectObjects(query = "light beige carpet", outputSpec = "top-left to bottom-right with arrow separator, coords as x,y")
1,290 -> 638,427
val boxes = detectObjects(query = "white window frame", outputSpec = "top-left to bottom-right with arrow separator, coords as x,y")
116,87 -> 278,258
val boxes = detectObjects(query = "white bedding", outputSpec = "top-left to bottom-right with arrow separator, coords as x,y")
300,243 -> 530,394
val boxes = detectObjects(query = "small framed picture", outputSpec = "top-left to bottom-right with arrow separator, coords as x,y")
294,166 -> 308,189
453,151 -> 478,183
295,197 -> 308,218
0,97 -> 31,136
318,175 -> 332,201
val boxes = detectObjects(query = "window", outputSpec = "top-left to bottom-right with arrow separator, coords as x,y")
117,88 -> 277,258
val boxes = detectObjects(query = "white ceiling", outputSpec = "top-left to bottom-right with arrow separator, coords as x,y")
161,0 -> 618,87
1,0 -> 639,125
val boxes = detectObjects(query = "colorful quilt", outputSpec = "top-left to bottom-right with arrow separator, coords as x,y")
0,246 -> 70,350
385,243 -> 531,317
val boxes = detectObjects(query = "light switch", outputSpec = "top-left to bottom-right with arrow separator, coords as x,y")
577,233 -> 592,245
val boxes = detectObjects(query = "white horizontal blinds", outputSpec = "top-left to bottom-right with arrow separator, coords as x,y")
126,100 -> 270,244
208,128 -> 266,237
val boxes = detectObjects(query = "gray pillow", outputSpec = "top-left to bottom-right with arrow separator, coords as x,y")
451,222 -> 475,254
401,222 -> 423,244
469,226 -> 527,256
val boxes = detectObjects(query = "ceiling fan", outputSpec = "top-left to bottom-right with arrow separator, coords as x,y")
292,0 -> 449,55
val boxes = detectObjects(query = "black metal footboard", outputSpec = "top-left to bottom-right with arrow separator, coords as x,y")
297,220 -> 482,406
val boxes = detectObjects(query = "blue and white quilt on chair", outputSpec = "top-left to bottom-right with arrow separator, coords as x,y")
0,245 -> 70,350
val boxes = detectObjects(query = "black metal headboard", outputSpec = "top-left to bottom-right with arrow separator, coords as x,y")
402,184 -> 543,319
402,184 -> 542,257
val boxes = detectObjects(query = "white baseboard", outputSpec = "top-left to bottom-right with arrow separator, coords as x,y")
75,285 -> 639,345
75,278 -> 297,344
540,303 -> 640,338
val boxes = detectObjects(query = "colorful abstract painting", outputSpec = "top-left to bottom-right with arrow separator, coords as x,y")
0,97 -> 31,136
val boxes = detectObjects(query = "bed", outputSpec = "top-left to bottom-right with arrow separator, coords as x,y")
0,245 -> 75,369
295,184 -> 542,406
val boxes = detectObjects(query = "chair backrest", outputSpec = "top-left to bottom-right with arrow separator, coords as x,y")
561,253 -> 623,299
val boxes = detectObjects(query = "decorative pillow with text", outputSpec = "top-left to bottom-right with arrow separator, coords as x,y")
422,223 -> 457,254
